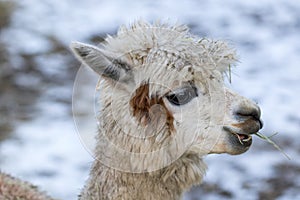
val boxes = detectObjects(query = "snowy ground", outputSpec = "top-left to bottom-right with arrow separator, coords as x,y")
0,0 -> 300,199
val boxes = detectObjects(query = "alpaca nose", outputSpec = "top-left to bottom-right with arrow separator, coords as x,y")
234,103 -> 263,129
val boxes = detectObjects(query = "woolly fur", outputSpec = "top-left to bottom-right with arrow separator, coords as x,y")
76,21 -> 239,200
0,172 -> 54,200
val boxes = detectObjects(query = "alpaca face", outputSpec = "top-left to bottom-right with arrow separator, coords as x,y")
155,67 -> 263,156
70,22 -> 263,171
163,80 -> 263,155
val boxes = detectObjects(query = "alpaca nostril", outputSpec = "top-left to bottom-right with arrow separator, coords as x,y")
235,106 -> 263,129
236,110 -> 260,120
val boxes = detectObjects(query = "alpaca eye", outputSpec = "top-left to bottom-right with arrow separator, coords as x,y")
166,86 -> 198,106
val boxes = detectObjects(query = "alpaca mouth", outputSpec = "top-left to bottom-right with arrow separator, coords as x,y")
231,132 -> 252,144
223,126 -> 253,145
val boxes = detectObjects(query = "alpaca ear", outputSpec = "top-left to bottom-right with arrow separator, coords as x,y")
70,42 -> 134,84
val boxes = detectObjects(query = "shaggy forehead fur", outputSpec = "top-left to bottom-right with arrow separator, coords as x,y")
104,21 -> 236,76
100,21 -> 237,96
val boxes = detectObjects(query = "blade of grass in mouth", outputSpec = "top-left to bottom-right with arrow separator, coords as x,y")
254,132 -> 291,160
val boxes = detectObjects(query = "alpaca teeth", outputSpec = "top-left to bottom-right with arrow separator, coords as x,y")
242,135 -> 252,142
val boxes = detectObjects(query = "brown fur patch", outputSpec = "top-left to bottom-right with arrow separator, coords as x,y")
130,83 -> 175,132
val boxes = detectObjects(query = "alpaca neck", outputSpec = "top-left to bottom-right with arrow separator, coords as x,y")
79,99 -> 207,199
80,143 -> 206,200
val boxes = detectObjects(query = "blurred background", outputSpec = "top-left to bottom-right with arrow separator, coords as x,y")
0,0 -> 299,199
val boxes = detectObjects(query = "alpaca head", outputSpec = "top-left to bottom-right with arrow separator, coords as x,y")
70,21 -> 263,172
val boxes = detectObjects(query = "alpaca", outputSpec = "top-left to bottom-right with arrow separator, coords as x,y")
0,21 -> 263,200
70,21 -> 263,200
0,172 -> 54,200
